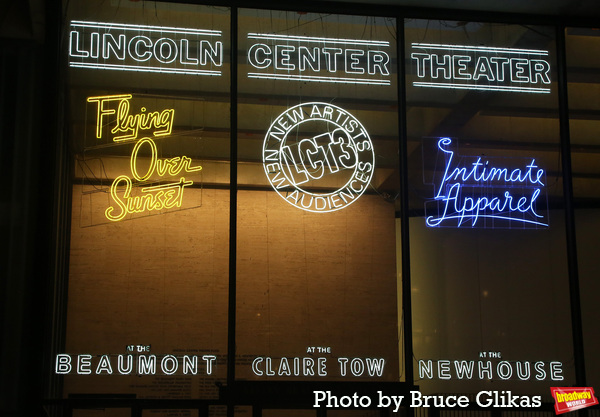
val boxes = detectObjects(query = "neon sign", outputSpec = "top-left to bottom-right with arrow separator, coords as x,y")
251,356 -> 385,377
424,138 -> 548,228
69,20 -> 223,76
247,33 -> 391,85
418,358 -> 564,381
262,102 -> 375,212
55,353 -> 216,375
86,94 -> 202,222
87,94 -> 174,142
411,43 -> 551,93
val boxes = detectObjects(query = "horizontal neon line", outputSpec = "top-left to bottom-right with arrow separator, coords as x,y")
70,20 -> 221,36
69,62 -> 221,76
248,72 -> 390,85
412,42 -> 548,56
248,33 -> 389,47
427,214 -> 548,227
413,81 -> 550,93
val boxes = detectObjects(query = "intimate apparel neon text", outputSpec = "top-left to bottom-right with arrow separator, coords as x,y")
426,138 -> 547,228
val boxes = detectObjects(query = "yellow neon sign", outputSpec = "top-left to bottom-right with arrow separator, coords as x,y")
129,137 -> 202,182
105,175 -> 194,222
86,94 -> 202,222
87,94 -> 175,142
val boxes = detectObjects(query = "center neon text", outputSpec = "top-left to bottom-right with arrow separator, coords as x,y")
247,33 -> 391,85
425,137 -> 548,228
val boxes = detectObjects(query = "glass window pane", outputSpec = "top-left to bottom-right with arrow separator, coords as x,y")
236,9 -> 402,382
566,26 -> 600,390
405,19 -> 575,397
62,0 -> 230,399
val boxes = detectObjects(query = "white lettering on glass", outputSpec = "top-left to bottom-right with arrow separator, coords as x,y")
411,43 -> 551,93
69,21 -> 223,76
418,358 -> 563,381
247,33 -> 391,85
262,102 -> 375,213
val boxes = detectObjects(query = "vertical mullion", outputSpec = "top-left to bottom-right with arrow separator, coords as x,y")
555,22 -> 587,387
396,15 -> 415,392
227,5 -> 239,416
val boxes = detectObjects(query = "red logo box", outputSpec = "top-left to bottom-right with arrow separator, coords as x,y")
551,387 -> 598,414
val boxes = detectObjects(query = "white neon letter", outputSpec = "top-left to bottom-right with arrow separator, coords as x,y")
365,358 -> 385,377
96,355 -> 113,374
511,58 -> 530,83
496,361 -> 513,380
490,57 -> 510,82
179,39 -> 198,65
550,362 -> 564,381
534,361 -> 546,380
118,355 -> 133,374
103,33 -> 126,60
183,355 -> 198,375
368,50 -> 389,75
55,354 -> 72,374
438,360 -> 451,379
431,54 -> 452,79
161,355 -> 178,375
338,358 -> 349,376
318,358 -> 327,376
200,40 -> 223,66
411,53 -> 430,78
275,45 -> 295,70
128,35 -> 153,62
248,44 -> 272,69
299,46 -> 320,72
138,355 -> 157,375
530,59 -> 551,84
478,361 -> 492,379
69,31 -> 89,57
453,55 -> 472,80
419,360 -> 433,379
516,361 -> 531,380
350,358 -> 364,376
154,38 -> 178,64
472,56 -> 495,81
345,49 -> 365,74
323,48 -> 342,72
77,354 -> 92,375
252,357 -> 264,376
203,355 -> 216,375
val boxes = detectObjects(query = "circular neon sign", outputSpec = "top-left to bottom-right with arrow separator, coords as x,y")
262,102 -> 375,212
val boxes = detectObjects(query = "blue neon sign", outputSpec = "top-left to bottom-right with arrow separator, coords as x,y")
425,138 -> 549,228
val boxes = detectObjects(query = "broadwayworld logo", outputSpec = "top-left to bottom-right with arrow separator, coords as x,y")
551,387 -> 599,414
